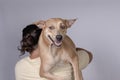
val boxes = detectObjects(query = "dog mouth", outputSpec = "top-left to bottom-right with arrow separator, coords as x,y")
48,35 -> 62,47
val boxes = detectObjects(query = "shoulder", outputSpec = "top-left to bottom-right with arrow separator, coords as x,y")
15,57 -> 41,80
15,57 -> 28,67
15,57 -> 30,72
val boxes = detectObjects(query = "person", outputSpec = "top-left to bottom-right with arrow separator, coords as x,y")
15,24 -> 92,80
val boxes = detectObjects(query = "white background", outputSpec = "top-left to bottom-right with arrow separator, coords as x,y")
0,0 -> 120,80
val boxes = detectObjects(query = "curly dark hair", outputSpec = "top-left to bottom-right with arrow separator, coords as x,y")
18,24 -> 42,55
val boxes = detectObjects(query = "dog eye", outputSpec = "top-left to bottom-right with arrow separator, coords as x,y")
60,25 -> 65,29
49,26 -> 54,30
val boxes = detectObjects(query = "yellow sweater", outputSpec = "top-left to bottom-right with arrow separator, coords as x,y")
15,50 -> 90,80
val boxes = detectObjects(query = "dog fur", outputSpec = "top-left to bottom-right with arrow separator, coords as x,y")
34,18 -> 87,80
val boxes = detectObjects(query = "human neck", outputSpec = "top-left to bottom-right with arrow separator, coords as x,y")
29,48 -> 39,59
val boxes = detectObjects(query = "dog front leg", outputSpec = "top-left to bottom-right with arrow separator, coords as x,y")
40,63 -> 65,80
71,56 -> 83,80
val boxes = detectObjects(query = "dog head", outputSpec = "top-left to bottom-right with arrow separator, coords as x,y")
35,18 -> 76,47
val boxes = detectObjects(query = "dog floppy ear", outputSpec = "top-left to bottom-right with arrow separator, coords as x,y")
65,18 -> 77,28
33,20 -> 45,29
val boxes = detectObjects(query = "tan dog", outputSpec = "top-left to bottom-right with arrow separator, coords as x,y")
35,18 -> 83,80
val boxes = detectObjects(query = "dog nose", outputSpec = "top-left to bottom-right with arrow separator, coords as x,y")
56,35 -> 62,41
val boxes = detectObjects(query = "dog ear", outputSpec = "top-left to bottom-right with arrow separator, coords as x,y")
65,19 -> 77,28
33,20 -> 45,29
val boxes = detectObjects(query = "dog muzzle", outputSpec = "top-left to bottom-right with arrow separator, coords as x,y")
48,35 -> 62,47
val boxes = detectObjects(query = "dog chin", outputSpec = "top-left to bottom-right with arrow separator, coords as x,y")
54,41 -> 62,47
